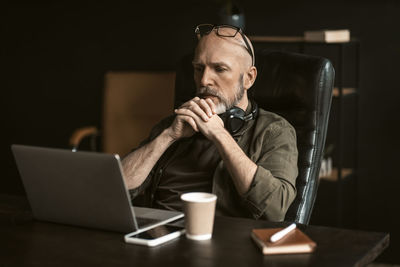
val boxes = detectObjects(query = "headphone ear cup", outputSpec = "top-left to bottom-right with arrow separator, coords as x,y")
221,99 -> 258,135
228,116 -> 245,134
226,108 -> 246,134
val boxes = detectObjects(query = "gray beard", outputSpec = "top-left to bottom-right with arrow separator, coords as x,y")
197,74 -> 245,114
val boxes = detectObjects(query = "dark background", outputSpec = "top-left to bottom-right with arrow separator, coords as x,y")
1,0 -> 399,264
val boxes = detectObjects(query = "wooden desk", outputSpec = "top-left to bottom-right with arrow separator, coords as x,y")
0,195 -> 389,266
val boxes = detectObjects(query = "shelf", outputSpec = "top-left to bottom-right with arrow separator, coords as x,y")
320,168 -> 354,182
249,36 -> 304,43
332,87 -> 356,97
249,35 -> 357,44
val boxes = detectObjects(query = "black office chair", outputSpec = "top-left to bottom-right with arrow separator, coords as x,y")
174,50 -> 335,224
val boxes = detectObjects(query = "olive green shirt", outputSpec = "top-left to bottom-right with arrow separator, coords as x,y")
129,107 -> 298,221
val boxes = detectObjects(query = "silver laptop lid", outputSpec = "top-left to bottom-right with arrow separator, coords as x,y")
11,144 -> 138,233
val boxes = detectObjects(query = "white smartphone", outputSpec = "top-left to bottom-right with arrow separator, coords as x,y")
124,224 -> 185,247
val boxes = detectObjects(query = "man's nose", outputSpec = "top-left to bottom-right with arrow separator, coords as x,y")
200,68 -> 213,87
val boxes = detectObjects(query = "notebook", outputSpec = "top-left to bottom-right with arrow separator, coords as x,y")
251,227 -> 316,255
11,144 -> 184,233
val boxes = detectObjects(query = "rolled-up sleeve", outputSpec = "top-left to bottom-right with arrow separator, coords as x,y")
242,122 -> 298,221
126,115 -> 175,201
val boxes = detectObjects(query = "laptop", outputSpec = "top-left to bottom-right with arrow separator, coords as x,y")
11,144 -> 184,233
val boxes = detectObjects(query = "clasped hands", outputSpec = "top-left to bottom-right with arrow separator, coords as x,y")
167,97 -> 225,141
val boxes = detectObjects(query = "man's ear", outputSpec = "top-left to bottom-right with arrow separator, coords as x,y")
243,66 -> 257,90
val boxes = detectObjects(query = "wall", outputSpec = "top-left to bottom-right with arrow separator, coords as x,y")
1,0 -> 399,263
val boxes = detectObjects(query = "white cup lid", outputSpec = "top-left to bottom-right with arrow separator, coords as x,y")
180,192 -> 217,203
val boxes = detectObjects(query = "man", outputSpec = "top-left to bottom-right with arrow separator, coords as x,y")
122,24 -> 298,221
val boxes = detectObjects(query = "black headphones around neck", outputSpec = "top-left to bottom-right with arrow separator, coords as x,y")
219,99 -> 259,135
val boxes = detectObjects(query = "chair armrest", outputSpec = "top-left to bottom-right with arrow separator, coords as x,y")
69,126 -> 99,151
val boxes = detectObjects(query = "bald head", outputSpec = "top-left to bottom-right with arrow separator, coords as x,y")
194,30 -> 254,70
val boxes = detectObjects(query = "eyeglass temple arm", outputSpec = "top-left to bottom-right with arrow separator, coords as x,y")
239,32 -> 254,66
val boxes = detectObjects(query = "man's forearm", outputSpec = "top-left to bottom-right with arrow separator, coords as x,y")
122,128 -> 175,190
211,129 -> 257,196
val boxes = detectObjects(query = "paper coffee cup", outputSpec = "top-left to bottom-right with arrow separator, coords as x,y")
180,192 -> 217,240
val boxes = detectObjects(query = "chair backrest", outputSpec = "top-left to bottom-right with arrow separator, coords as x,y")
102,71 -> 176,157
174,50 -> 334,224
